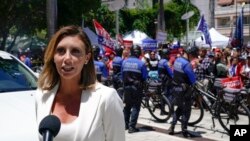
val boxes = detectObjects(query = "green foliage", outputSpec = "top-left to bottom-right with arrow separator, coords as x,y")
0,0 -> 199,51
165,1 -> 199,39
57,0 -> 100,27
120,8 -> 157,37
0,0 -> 46,51
83,5 -> 116,36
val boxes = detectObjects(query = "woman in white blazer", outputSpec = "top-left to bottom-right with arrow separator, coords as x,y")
35,25 -> 125,141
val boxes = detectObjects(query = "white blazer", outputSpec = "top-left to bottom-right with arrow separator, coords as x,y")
35,83 -> 125,141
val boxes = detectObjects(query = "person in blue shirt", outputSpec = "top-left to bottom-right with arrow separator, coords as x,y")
168,45 -> 197,137
121,45 -> 148,133
112,47 -> 124,74
93,46 -> 108,82
158,48 -> 173,81
158,47 -> 173,115
112,47 -> 124,90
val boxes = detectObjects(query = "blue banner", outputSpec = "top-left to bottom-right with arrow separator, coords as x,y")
142,39 -> 157,51
197,14 -> 212,47
232,6 -> 244,48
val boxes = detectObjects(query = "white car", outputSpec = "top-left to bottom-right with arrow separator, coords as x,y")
0,51 -> 39,141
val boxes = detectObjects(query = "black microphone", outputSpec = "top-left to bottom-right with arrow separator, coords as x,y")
39,115 -> 61,141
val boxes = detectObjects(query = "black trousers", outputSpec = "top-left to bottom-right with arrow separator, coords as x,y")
171,85 -> 192,130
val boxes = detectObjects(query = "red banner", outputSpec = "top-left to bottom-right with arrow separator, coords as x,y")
221,76 -> 243,89
123,40 -> 133,49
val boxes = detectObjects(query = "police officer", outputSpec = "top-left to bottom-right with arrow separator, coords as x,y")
112,47 -> 124,75
158,48 -> 173,82
158,48 -> 173,115
169,46 -> 197,137
121,46 -> 148,133
112,47 -> 124,89
93,45 -> 108,82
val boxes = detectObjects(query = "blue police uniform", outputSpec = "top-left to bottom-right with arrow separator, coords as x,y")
94,60 -> 108,82
112,56 -> 123,90
158,58 -> 173,114
121,56 -> 148,132
158,58 -> 173,80
170,56 -> 196,134
112,56 -> 123,75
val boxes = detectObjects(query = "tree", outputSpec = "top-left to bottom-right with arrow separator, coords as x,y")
57,0 -> 101,28
0,0 -> 46,51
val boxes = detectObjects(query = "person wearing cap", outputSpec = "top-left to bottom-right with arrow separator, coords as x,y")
168,46 -> 196,137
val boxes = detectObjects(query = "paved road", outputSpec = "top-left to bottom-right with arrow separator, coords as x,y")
125,107 -> 230,141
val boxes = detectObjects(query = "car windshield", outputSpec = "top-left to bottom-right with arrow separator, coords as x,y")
0,55 -> 37,92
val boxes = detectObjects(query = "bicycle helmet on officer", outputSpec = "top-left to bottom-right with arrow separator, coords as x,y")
185,45 -> 199,57
115,47 -> 123,57
131,45 -> 141,58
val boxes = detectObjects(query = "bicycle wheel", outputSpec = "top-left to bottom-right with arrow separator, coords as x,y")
218,102 -> 250,134
188,97 -> 204,126
146,92 -> 172,122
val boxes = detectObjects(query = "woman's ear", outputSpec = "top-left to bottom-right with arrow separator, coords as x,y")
85,52 -> 91,63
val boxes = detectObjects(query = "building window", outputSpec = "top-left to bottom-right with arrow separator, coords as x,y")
244,15 -> 250,25
217,0 -> 234,6
217,17 -> 231,28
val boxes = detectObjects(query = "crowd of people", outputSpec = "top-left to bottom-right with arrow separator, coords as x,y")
93,40 -> 250,137
18,25 -> 250,140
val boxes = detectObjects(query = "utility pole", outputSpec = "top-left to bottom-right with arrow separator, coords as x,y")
158,0 -> 165,31
210,0 -> 215,28
46,0 -> 57,39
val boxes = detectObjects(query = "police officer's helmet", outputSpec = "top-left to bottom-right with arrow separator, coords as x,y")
131,45 -> 141,58
185,46 -> 199,56
161,48 -> 170,56
115,47 -> 123,57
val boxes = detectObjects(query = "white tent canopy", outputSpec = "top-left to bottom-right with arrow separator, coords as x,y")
123,30 -> 152,45
195,28 -> 230,48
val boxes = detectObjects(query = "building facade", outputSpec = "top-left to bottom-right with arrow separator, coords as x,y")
215,0 -> 250,44
192,0 -> 250,45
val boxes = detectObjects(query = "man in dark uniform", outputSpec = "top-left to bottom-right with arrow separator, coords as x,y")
112,47 -> 124,90
121,46 -> 148,133
93,46 -> 108,82
158,48 -> 173,82
169,46 -> 197,137
158,48 -> 173,115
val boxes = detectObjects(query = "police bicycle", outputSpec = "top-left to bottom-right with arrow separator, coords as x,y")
141,71 -> 172,122
189,77 -> 250,134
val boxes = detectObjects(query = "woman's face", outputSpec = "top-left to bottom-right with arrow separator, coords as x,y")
54,36 -> 90,81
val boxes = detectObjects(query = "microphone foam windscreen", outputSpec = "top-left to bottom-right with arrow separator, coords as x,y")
39,115 -> 61,137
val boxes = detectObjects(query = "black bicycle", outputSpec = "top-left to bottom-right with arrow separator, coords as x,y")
218,87 -> 250,134
141,75 -> 172,122
190,79 -> 250,134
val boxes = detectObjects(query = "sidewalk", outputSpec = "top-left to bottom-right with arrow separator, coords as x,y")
125,107 -> 230,141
